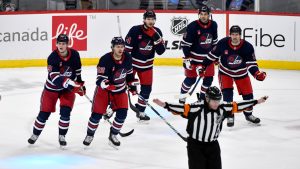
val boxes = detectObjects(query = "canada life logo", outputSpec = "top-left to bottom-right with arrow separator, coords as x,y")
52,16 -> 87,51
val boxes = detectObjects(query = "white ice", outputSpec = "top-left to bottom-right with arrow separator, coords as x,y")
0,66 -> 299,169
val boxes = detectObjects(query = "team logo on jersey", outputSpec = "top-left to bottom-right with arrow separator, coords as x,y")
113,68 -> 127,84
227,55 -> 243,69
199,33 -> 213,49
60,66 -> 73,77
138,35 -> 142,39
224,50 -> 228,55
170,17 -> 188,36
139,40 -> 153,55
197,30 -> 201,35
52,16 -> 87,51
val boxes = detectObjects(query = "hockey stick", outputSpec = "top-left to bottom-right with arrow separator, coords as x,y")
127,90 -> 140,115
138,95 -> 187,142
175,76 -> 202,99
84,94 -> 134,137
117,15 -> 122,37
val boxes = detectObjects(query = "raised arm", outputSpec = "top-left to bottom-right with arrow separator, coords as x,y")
153,99 -> 202,118
223,96 -> 268,114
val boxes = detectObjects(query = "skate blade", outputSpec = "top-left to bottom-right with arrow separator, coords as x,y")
83,145 -> 91,150
137,119 -> 150,124
27,144 -> 36,148
247,121 -> 261,126
60,145 -> 67,150
108,141 -> 119,150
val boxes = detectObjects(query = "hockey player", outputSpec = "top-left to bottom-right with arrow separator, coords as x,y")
153,86 -> 268,169
83,37 -> 137,148
28,34 -> 86,147
125,10 -> 166,122
179,5 -> 218,103
197,25 -> 267,127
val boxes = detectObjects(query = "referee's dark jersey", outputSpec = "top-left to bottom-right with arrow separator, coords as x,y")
164,99 -> 258,142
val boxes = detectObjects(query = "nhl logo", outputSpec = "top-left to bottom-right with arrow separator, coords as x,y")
171,17 -> 188,36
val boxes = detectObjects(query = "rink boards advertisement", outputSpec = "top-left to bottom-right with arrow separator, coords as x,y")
0,11 -> 299,69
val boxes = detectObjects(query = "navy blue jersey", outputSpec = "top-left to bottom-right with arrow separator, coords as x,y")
204,37 -> 259,78
125,25 -> 166,71
181,20 -> 218,64
96,52 -> 134,93
45,48 -> 82,92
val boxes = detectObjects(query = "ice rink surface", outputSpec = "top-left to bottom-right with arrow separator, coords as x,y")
0,66 -> 300,169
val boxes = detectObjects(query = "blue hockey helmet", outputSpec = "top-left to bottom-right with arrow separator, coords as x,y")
56,34 -> 69,43
230,25 -> 242,35
198,5 -> 211,14
143,10 -> 156,19
111,37 -> 125,47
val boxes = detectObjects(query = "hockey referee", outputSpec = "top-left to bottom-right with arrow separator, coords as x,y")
153,86 -> 268,169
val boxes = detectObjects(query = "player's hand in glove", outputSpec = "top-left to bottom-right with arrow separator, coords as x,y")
183,58 -> 192,70
128,79 -> 139,95
255,71 -> 266,81
63,78 -> 82,93
75,81 -> 86,96
144,27 -> 162,45
100,79 -> 116,91
195,65 -> 205,76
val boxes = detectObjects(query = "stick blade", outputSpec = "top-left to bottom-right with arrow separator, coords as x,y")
119,129 -> 134,137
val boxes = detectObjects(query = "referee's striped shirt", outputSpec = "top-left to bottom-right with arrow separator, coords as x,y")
164,99 -> 258,142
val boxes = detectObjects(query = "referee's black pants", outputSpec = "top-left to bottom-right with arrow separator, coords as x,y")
187,137 -> 222,169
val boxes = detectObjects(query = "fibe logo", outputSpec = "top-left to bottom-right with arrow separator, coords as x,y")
243,28 -> 285,48
52,16 -> 87,51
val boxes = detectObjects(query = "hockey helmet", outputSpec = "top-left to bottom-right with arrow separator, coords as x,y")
111,37 -> 125,47
198,5 -> 211,14
56,34 -> 69,43
230,25 -> 242,35
143,10 -> 156,20
206,86 -> 222,101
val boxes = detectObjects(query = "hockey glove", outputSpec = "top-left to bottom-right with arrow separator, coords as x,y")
255,71 -> 266,81
63,78 -> 82,92
144,27 -> 162,45
183,58 -> 192,70
100,79 -> 116,91
195,65 -> 205,76
128,79 -> 139,95
76,81 -> 86,96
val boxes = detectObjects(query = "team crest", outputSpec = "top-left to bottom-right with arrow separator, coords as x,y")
199,33 -> 213,49
113,68 -> 127,84
227,55 -> 243,69
139,40 -> 153,55
170,17 -> 188,36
